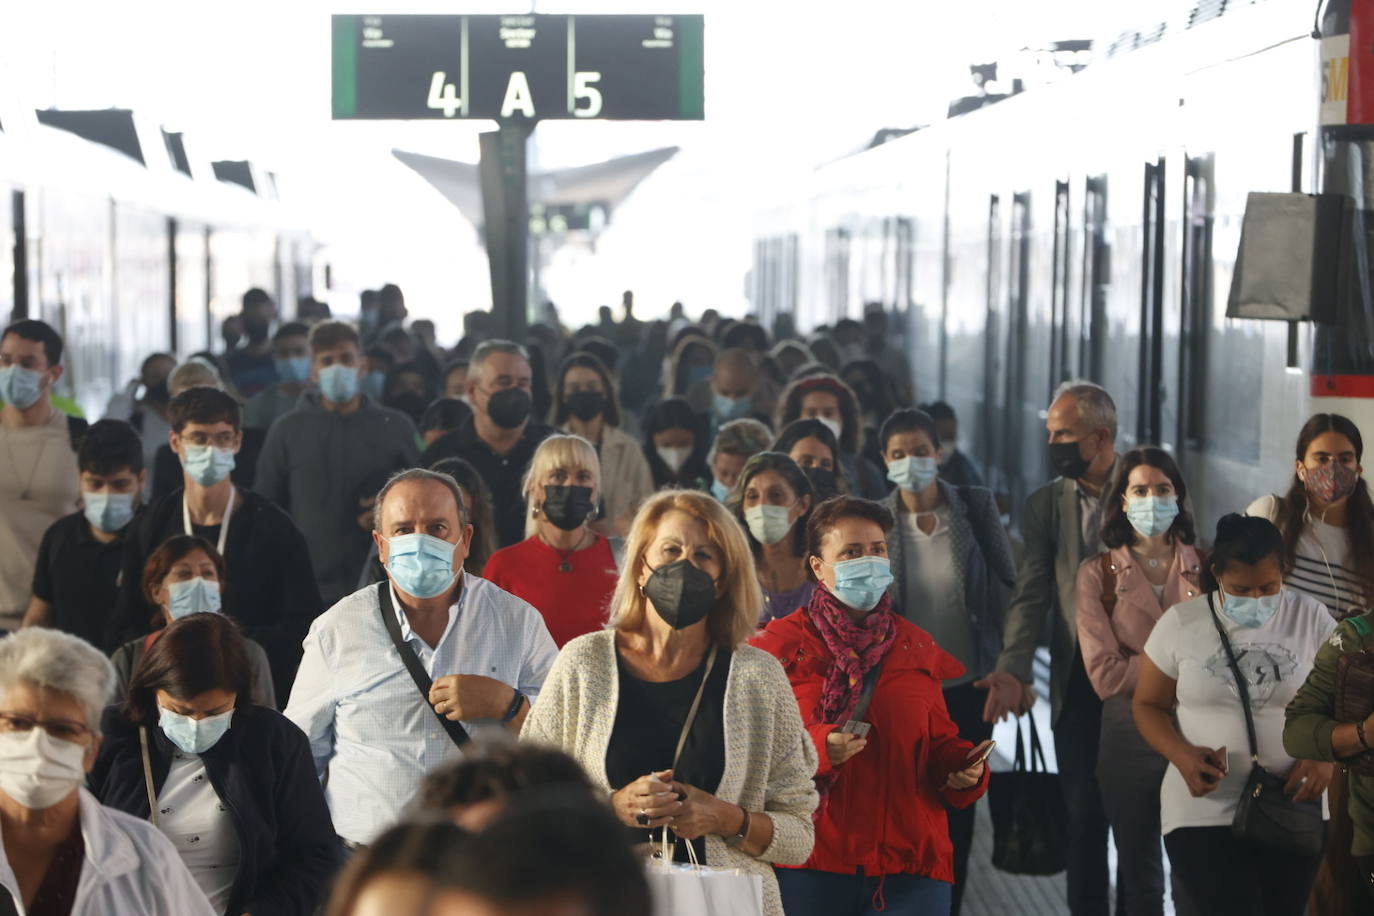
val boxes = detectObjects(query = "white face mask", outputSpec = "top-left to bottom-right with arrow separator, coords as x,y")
657,445 -> 692,474
815,415 -> 843,442
0,728 -> 88,810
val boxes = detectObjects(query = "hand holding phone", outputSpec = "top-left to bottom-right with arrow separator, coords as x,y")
965,739 -> 996,767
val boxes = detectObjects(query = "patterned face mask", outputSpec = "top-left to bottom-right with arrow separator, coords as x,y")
1303,461 -> 1358,505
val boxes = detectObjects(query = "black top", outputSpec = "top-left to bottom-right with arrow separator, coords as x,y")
938,449 -> 986,489
150,428 -> 266,503
107,488 -> 323,706
89,704 -> 342,916
606,648 -> 730,862
31,510 -> 137,649
421,417 -> 554,548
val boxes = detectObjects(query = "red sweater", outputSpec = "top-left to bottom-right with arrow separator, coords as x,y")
750,609 -> 989,881
482,535 -> 618,648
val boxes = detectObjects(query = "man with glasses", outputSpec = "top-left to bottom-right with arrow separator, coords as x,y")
109,387 -> 321,705
422,340 -> 553,548
256,320 -> 419,606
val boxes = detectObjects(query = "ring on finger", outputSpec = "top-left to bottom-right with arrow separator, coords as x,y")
636,809 -> 650,827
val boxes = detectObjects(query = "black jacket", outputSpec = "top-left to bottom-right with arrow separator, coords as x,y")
88,704 -> 342,916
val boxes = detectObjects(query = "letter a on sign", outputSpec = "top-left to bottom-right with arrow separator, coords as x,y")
501,72 -> 536,118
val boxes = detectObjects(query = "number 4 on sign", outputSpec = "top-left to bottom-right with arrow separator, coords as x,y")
427,72 -> 461,117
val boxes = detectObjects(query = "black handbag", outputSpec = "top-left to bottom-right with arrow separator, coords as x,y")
988,713 -> 1068,875
1205,593 -> 1324,856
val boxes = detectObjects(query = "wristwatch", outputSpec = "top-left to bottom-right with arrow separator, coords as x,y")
501,691 -> 527,724
724,807 -> 751,848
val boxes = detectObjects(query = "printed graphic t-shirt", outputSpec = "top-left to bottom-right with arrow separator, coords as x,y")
1144,588 -> 1336,835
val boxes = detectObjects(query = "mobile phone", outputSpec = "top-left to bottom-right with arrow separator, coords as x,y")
966,740 -> 996,766
839,720 -> 871,738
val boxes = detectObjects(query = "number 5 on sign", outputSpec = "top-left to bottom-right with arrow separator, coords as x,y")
427,72 -> 461,117
573,71 -> 602,117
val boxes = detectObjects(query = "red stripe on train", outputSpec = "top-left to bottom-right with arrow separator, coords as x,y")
1312,375 -> 1374,397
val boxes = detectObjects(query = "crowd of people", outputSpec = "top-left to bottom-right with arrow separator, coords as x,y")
0,286 -> 1371,916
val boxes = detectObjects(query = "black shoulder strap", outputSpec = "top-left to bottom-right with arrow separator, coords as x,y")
849,650 -> 890,723
1206,592 -> 1260,760
377,581 -> 470,748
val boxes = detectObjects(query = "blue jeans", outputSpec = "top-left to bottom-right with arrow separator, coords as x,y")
775,868 -> 952,916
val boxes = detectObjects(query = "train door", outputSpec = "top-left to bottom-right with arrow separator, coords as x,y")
1180,154 -> 1215,462
1080,176 -> 1109,379
1003,191 -> 1034,512
978,195 -> 1003,488
1139,157 -> 1168,446
1051,180 -> 1073,387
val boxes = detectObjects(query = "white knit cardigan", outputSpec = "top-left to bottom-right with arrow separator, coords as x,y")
522,629 -> 819,916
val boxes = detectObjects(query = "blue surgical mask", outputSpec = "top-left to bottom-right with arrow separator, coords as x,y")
686,364 -> 713,387
887,456 -> 939,493
273,355 -> 311,384
83,491 -> 136,533
825,556 -> 895,612
1125,495 -> 1179,538
0,366 -> 45,410
1221,590 -> 1281,628
745,504 -> 794,545
166,577 -> 222,619
158,706 -> 234,755
387,532 -> 457,599
712,392 -> 751,421
180,443 -> 236,487
318,364 -> 360,404
710,477 -> 731,502
362,370 -> 387,402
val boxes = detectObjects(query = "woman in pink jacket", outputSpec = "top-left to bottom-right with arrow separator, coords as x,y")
1075,447 -> 1204,916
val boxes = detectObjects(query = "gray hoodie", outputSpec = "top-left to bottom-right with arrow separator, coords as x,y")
256,392 -> 419,605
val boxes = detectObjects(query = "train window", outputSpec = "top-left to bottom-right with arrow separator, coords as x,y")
1181,155 -> 1214,450
1080,176 -> 1109,379
979,194 -> 1003,490
1138,158 -> 1166,446
1051,180 -> 1072,387
1006,191 -> 1045,513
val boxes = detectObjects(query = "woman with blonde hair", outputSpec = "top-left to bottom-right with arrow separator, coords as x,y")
483,434 -> 621,647
522,490 -> 819,916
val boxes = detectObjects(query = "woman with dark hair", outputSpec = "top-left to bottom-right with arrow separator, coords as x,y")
418,397 -> 473,447
90,613 -> 341,916
753,496 -> 990,915
773,418 -> 850,501
663,335 -> 717,399
641,397 -> 710,490
730,452 -> 816,623
110,535 -> 275,706
775,373 -> 887,499
1134,514 -> 1336,916
1076,447 -> 1205,916
553,352 -> 654,535
841,359 -> 901,469
429,457 -> 497,575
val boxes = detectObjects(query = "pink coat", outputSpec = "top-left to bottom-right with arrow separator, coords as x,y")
1075,544 -> 1205,699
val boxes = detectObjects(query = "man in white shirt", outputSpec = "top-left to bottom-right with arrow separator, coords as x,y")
285,467 -> 557,846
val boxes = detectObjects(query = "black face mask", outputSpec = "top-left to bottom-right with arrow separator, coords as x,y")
643,559 -> 716,630
1048,441 -> 1092,480
804,466 -> 838,499
244,317 -> 271,344
542,484 -> 596,531
566,390 -> 606,422
486,387 -> 533,429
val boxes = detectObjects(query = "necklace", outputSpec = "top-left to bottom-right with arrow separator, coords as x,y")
540,529 -> 589,572
3,426 -> 49,501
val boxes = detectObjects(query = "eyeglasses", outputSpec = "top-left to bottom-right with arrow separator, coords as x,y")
179,431 -> 238,449
0,712 -> 91,743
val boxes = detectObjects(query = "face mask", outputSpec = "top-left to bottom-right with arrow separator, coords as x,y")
1125,494 -> 1179,538
273,355 -> 312,384
158,706 -> 234,755
83,490 -> 136,533
710,477 -> 731,502
657,445 -> 691,474
887,455 -> 939,493
825,556 -> 895,612
0,366 -> 45,410
745,504 -> 794,545
387,532 -> 457,599
713,392 -> 751,421
686,364 -> 713,387
1303,462 -> 1359,505
486,387 -> 533,429
180,443 -> 236,487
542,484 -> 595,531
815,415 -> 843,442
643,559 -> 716,630
244,317 -> 271,344
804,466 -> 837,499
319,364 -> 361,403
1220,590 -> 1281,628
167,577 -> 222,619
361,370 -> 387,402
565,390 -> 606,422
1048,440 -> 1092,480
0,728 -> 87,809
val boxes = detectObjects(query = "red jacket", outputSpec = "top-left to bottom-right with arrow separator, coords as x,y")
750,609 -> 989,881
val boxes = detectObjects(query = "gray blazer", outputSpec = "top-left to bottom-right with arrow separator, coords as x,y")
881,481 -> 1017,680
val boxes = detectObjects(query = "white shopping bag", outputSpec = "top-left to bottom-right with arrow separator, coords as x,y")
645,832 -> 763,916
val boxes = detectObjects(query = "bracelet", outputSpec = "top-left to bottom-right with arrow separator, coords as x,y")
500,691 -> 526,724
1358,719 -> 1370,751
725,807 -> 751,848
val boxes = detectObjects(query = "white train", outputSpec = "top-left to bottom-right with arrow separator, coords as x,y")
749,0 -> 1350,531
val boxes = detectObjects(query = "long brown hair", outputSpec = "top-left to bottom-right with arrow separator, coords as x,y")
1276,414 -> 1374,595
122,613 -> 253,726
1099,447 -> 1196,549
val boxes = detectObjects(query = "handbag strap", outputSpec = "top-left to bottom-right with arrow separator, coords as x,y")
1010,713 -> 1050,773
848,650 -> 890,725
1099,553 -> 1118,617
139,726 -> 159,827
671,646 -> 718,772
1206,592 -> 1260,761
378,581 -> 471,748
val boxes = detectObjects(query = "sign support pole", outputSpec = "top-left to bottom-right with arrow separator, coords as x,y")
478,121 -> 532,341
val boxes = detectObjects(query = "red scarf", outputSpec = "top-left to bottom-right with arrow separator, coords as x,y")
807,585 -> 896,801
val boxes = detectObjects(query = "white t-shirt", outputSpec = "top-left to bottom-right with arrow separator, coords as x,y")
1247,494 -> 1367,618
1143,588 -> 1335,835
899,508 -> 976,685
156,751 -> 240,912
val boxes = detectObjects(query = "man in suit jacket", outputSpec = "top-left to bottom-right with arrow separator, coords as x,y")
974,380 -> 1119,916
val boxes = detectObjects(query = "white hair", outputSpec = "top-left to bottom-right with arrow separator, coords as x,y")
1052,379 -> 1117,440
0,629 -> 115,735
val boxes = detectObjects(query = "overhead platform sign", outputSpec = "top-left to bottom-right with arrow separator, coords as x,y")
331,14 -> 704,121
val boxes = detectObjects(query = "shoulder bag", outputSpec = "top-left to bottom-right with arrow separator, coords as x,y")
378,581 -> 470,748
1335,636 -> 1374,777
1205,593 -> 1324,855
987,713 -> 1068,875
